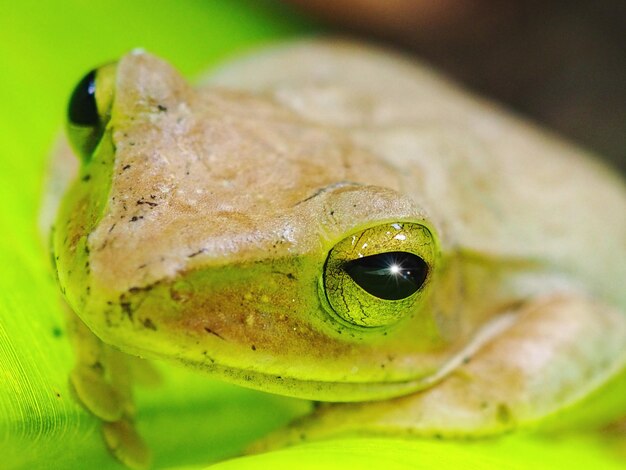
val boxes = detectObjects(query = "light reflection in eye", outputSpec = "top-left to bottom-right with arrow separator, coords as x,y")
343,251 -> 429,301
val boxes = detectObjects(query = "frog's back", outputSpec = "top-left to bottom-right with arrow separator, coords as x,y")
206,39 -> 626,308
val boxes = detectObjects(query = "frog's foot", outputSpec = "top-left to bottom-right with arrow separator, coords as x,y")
103,418 -> 152,469
66,309 -> 152,469
249,295 -> 626,452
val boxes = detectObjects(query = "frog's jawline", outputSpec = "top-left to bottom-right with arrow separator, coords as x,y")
179,312 -> 517,402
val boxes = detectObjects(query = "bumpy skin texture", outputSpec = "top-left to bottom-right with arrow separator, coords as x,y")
50,40 -> 626,461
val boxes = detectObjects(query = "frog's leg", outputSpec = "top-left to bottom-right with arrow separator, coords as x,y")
250,295 -> 626,451
65,305 -> 152,469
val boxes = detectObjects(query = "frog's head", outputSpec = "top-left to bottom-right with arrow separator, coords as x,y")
55,52 -> 460,401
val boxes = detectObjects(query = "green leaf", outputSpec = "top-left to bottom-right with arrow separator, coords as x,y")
211,437 -> 626,470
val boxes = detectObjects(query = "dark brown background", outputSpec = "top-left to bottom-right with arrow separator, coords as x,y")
286,0 -> 626,174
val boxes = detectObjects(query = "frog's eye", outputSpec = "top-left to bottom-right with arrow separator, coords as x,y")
343,251 -> 428,300
322,223 -> 437,328
67,62 -> 116,162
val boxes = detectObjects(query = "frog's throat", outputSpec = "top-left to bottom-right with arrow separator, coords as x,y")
182,312 -> 518,402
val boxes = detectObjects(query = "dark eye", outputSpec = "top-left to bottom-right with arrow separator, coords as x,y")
343,251 -> 428,300
68,70 -> 99,127
66,63 -> 116,162
323,223 -> 436,327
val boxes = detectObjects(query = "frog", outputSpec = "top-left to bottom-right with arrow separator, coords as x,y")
44,39 -> 626,469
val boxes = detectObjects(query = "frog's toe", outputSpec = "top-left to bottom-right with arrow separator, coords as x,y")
65,307 -> 152,467
70,364 -> 125,421
103,418 -> 152,470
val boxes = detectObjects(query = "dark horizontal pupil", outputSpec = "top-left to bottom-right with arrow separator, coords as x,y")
343,251 -> 428,301
68,70 -> 99,126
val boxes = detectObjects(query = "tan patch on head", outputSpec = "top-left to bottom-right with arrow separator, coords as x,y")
87,53 -> 403,293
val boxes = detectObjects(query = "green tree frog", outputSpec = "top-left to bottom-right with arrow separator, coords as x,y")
45,40 -> 626,468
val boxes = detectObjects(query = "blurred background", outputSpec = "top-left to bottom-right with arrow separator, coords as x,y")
285,0 -> 626,173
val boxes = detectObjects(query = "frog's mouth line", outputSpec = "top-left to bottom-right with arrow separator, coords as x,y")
181,312 -> 518,402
